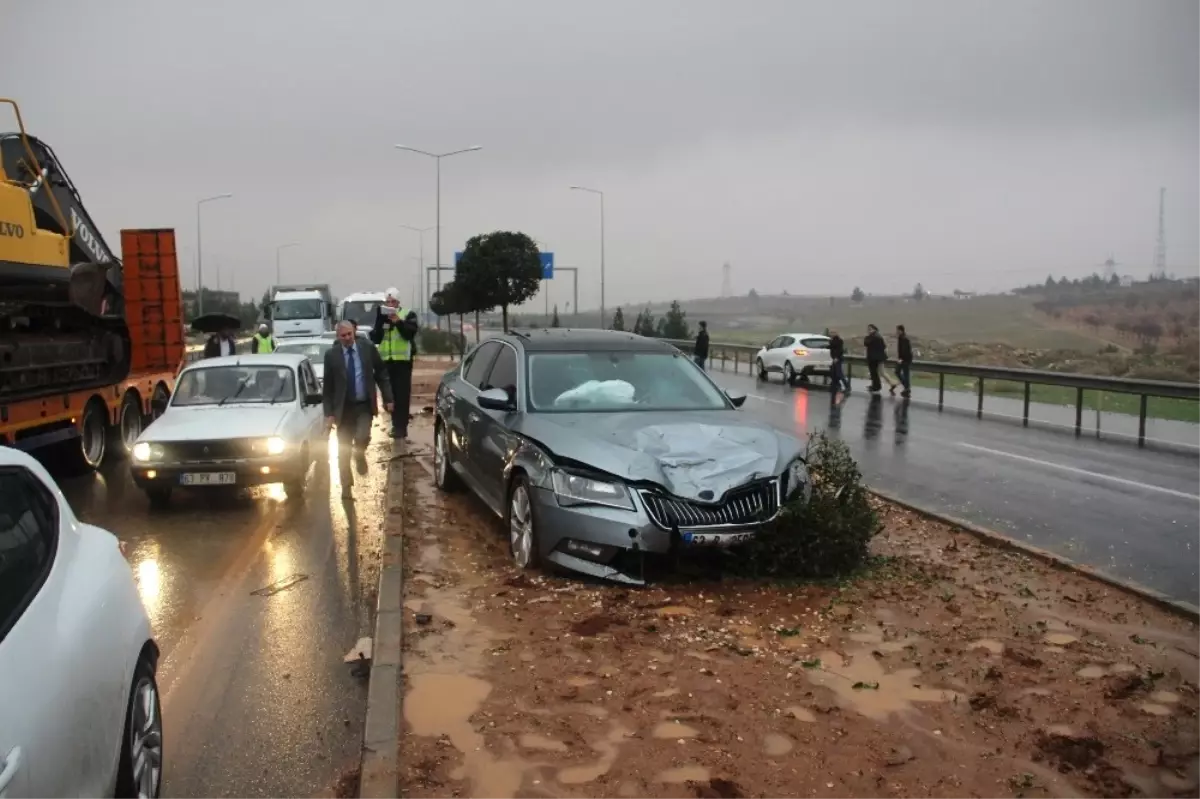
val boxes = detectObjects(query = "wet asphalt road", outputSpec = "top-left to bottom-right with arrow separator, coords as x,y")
45,429 -> 389,797
707,370 -> 1200,607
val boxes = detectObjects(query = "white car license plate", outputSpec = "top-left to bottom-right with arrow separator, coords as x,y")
181,472 -> 236,486
682,531 -> 754,547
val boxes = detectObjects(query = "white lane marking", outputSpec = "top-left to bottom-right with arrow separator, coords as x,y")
958,442 -> 1200,501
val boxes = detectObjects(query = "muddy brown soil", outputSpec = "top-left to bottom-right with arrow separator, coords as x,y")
394,415 -> 1198,799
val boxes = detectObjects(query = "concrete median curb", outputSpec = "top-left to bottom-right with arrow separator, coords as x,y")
869,487 -> 1200,622
359,451 -> 406,798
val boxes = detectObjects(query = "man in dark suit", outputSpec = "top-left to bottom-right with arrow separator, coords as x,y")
323,321 -> 394,499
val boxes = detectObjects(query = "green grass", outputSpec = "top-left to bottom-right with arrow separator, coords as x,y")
905,372 -> 1198,424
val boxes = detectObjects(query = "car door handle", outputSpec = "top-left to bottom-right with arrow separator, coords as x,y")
0,747 -> 22,796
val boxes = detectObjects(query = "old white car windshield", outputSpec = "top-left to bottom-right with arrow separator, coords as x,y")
173,365 -> 298,406
341,301 -> 379,327
528,352 -> 728,412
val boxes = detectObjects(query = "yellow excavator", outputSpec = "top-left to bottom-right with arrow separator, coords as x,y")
0,98 -> 130,402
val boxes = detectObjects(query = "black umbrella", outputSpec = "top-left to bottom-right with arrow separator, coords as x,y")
190,312 -> 241,335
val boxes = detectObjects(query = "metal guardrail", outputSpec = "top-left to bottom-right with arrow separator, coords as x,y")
662,338 -> 1199,447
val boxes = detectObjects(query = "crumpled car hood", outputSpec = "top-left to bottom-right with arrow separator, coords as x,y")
511,410 -> 804,501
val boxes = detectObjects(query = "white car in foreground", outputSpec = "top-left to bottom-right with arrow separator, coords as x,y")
130,354 -> 326,506
0,447 -> 161,797
755,333 -> 833,385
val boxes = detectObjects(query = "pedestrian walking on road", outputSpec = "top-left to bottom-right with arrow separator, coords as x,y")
251,323 -> 276,353
370,287 -> 419,440
894,324 -> 913,398
828,329 -> 851,393
694,321 -> 710,370
323,321 -> 394,499
864,324 -> 890,393
203,325 -> 238,358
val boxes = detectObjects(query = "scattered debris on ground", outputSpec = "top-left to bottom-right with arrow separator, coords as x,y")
394,416 -> 1198,798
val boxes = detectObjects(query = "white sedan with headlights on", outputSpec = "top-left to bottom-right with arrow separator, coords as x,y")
129,354 -> 326,506
0,447 -> 162,797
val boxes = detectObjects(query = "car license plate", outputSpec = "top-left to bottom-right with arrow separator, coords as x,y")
181,472 -> 236,486
682,531 -> 754,547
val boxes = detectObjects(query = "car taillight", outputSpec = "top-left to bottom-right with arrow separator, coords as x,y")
792,348 -> 809,356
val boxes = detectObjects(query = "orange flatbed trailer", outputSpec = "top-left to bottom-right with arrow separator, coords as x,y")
0,229 -> 186,468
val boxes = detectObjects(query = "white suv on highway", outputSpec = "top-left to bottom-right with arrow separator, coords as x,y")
755,333 -> 833,385
0,447 -> 162,797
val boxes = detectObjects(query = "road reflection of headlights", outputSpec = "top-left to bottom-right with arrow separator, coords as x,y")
266,436 -> 286,455
551,470 -> 634,510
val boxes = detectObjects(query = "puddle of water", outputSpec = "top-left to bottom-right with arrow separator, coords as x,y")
557,723 -> 633,785
566,676 -> 597,688
657,605 -> 696,617
653,721 -> 700,739
652,687 -> 680,699
804,649 -> 962,721
1045,724 -> 1077,737
1108,663 -> 1137,675
849,626 -> 916,652
656,765 -> 711,783
763,733 -> 794,756
518,734 -> 568,752
1138,702 -> 1172,716
1075,665 -> 1107,679
1043,632 -> 1078,646
786,706 -> 816,722
1149,690 -> 1181,704
967,639 -> 1004,655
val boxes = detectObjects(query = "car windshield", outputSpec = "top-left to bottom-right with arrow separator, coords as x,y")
172,365 -> 297,406
273,298 -> 322,320
274,341 -> 326,359
528,351 -> 729,412
341,301 -> 380,327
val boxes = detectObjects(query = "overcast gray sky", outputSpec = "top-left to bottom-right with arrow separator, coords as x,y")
4,0 -> 1197,311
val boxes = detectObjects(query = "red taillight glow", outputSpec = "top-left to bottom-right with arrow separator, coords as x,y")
792,348 -> 809,356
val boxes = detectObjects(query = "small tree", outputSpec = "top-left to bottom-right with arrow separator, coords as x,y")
456,230 -> 543,332
550,304 -> 561,327
659,299 -> 690,339
850,286 -> 865,303
633,306 -> 657,337
611,306 -> 625,331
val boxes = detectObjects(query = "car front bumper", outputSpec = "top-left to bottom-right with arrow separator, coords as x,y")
131,453 -> 308,490
528,485 -> 779,584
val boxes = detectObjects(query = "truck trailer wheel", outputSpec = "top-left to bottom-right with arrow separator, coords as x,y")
62,399 -> 108,474
108,392 -> 143,459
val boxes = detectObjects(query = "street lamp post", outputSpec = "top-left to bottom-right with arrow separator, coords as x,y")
395,145 -> 482,330
275,242 -> 301,284
196,193 -> 233,315
399,224 -> 437,320
569,186 -> 605,329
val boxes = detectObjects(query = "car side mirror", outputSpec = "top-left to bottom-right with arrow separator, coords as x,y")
304,393 -> 323,406
726,390 -> 747,408
478,387 -> 515,411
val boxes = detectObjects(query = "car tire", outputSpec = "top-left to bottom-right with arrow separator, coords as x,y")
756,358 -> 768,380
433,421 -> 461,493
109,392 -> 143,460
506,476 -> 541,570
145,487 -> 172,509
115,655 -> 163,799
783,362 -> 796,386
285,447 -> 310,498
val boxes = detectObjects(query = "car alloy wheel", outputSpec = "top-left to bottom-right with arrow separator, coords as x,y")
756,358 -> 767,380
117,661 -> 163,799
433,423 -> 460,491
783,362 -> 796,385
509,482 -> 536,569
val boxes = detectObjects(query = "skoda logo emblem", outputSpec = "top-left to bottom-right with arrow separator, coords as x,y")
203,445 -> 210,454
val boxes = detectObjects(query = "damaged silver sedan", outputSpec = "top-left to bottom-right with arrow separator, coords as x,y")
432,329 -> 811,583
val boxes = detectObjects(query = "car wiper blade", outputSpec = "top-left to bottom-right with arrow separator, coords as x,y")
218,381 -> 250,406
268,380 -> 289,404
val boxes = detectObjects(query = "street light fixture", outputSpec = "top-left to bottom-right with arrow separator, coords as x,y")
569,186 -> 605,329
196,193 -> 233,315
275,242 -> 301,283
399,224 -> 438,319
395,144 -> 482,330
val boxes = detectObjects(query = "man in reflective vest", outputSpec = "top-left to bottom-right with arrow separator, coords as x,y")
370,287 -> 419,439
251,323 -> 276,354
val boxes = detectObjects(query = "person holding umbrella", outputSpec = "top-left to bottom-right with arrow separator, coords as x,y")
193,312 -> 241,358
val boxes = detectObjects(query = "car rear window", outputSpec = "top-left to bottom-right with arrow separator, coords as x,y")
799,337 -> 830,349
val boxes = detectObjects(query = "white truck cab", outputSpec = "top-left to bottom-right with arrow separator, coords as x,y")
268,283 -> 334,339
338,291 -> 388,330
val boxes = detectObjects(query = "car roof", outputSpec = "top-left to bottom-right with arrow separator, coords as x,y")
273,337 -> 328,347
185,353 -> 310,369
779,332 -> 830,339
501,328 -> 679,353
343,292 -> 386,302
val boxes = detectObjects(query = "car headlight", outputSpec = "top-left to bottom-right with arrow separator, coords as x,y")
785,458 -> 810,501
550,470 -> 634,511
266,436 -> 287,455
132,442 -> 152,461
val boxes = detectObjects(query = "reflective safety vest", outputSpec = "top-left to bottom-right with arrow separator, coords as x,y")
378,307 -> 413,362
253,333 -> 275,353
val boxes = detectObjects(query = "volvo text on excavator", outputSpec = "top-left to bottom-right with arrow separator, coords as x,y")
0,97 -> 130,403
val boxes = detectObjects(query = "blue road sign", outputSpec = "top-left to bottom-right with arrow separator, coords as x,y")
453,250 -> 554,278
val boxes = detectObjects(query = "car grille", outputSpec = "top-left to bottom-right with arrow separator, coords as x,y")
160,439 -> 259,462
639,479 -> 780,530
